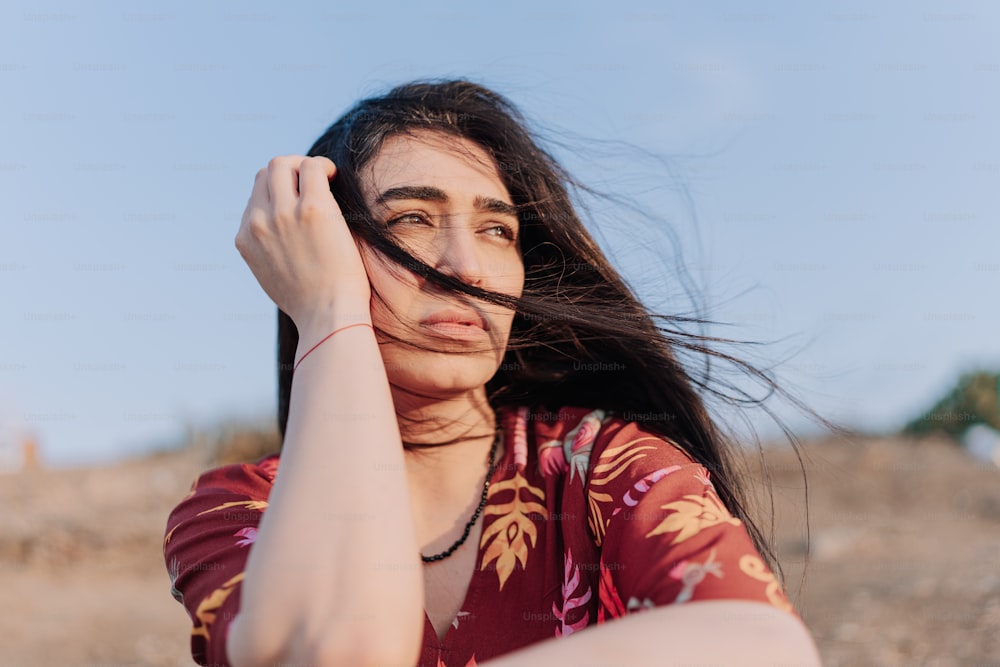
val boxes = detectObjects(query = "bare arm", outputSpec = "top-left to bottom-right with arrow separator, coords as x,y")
482,601 -> 821,666
226,156 -> 424,667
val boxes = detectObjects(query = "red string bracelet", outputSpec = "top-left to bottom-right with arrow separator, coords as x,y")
292,322 -> 374,374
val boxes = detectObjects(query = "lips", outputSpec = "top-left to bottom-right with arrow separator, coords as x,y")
421,308 -> 489,331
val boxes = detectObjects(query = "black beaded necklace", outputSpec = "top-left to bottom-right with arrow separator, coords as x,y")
420,429 -> 502,563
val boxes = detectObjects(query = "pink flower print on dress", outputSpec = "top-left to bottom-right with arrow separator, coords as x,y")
513,406 -> 530,472
552,548 -> 592,637
258,456 -> 280,480
233,527 -> 257,547
611,465 -> 682,517
538,438 -> 568,477
564,409 -> 605,484
669,548 -> 723,603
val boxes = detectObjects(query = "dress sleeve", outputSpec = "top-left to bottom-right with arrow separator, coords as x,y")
163,455 -> 278,666
585,421 -> 794,621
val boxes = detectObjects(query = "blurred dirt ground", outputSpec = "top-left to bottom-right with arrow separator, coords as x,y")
2,432 -> 997,665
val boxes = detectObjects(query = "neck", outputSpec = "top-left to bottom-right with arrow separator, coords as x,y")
392,387 -> 502,513
392,386 -> 497,448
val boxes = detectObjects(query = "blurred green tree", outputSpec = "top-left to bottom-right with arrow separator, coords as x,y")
902,370 -> 1000,439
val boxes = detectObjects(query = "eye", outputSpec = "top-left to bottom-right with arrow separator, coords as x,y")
484,223 -> 517,241
386,212 -> 431,227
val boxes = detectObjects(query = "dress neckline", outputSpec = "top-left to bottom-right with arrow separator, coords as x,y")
422,415 -> 514,649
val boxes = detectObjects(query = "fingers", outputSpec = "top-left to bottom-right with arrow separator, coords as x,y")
265,155 -> 338,213
267,155 -> 303,205
298,156 -> 337,201
308,155 -> 337,180
237,155 -> 339,254
237,168 -> 272,251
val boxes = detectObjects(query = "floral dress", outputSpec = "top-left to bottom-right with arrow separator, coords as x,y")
164,406 -> 795,666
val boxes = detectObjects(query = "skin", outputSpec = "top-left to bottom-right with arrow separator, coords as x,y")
358,132 -> 527,642
228,130 -> 820,666
361,132 -> 525,401
232,145 -> 425,666
359,132 -> 525,515
228,132 -> 527,665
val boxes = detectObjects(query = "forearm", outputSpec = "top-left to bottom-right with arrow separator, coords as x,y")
481,601 -> 821,667
230,315 -> 424,666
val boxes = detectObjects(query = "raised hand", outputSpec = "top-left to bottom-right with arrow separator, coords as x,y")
235,155 -> 372,334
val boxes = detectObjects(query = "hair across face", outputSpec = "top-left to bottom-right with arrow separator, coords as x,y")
282,79 -> 716,441
280,79 -> 647,426
357,131 -> 525,399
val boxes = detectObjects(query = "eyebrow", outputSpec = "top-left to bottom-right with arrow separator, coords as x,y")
375,185 -> 519,218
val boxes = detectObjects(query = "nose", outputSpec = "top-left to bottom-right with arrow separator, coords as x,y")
434,223 -> 483,286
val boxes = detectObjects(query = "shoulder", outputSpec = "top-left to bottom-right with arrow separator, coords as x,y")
191,453 -> 281,492
163,454 -> 280,665
510,408 -> 798,615
181,453 -> 280,500
164,453 -> 281,542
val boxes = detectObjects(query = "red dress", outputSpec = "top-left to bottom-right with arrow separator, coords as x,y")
164,406 -> 795,666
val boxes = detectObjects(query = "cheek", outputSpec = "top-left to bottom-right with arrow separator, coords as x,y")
491,250 -> 524,293
507,263 -> 526,300
360,252 -> 418,327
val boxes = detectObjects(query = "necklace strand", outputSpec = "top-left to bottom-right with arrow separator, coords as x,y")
420,429 -> 501,563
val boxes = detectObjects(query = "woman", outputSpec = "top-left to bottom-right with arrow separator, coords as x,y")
164,80 -> 822,666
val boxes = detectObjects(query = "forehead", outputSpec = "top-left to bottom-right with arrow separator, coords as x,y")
362,131 -> 511,203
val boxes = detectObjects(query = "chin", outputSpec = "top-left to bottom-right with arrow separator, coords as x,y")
382,348 -> 500,399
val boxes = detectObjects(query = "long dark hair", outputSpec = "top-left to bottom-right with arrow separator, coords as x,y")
276,79 -> 838,578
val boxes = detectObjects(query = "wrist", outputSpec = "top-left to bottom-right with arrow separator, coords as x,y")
293,319 -> 375,374
293,299 -> 372,342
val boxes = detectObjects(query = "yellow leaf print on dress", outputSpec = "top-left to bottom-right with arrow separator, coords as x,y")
739,554 -> 793,612
587,437 -> 658,546
191,572 -> 244,641
195,500 -> 269,516
480,472 -> 546,591
165,499 -> 269,547
645,489 -> 741,544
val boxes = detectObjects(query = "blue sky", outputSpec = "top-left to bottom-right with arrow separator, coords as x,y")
2,0 -> 997,466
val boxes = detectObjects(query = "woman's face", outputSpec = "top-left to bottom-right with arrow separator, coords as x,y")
358,131 -> 525,399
